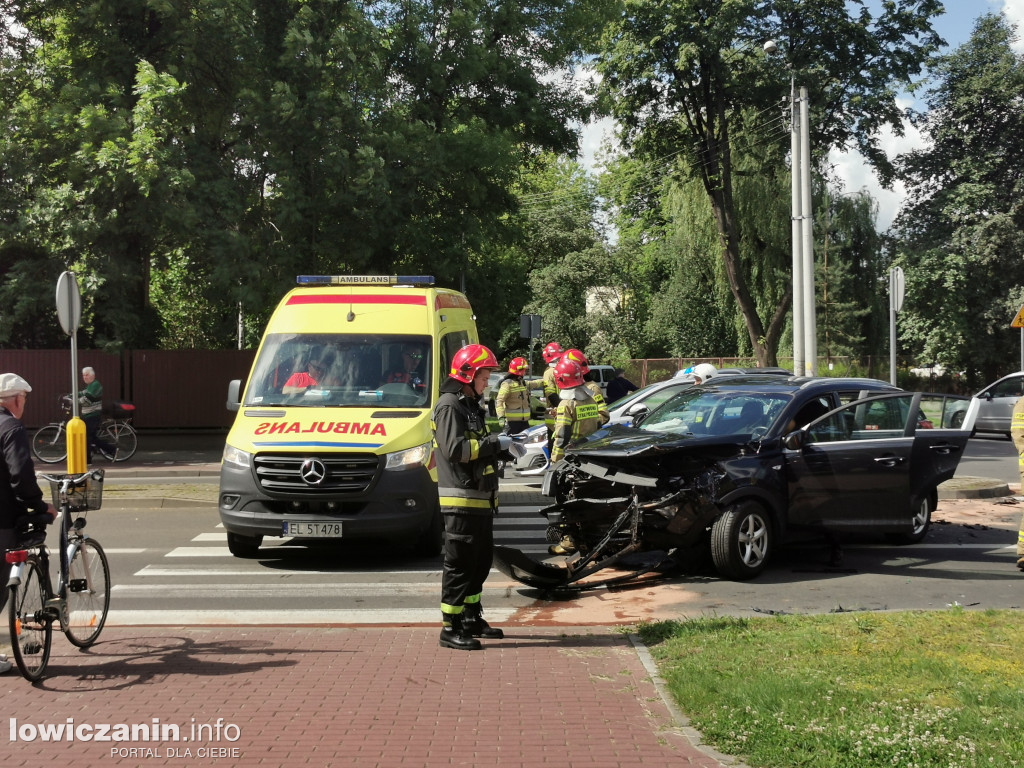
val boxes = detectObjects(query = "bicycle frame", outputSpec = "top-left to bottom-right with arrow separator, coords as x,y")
5,474 -> 93,625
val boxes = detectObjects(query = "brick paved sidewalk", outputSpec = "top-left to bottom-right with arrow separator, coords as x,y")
4,626 -> 742,768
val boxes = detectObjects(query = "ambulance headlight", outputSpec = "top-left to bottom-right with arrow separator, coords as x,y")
385,441 -> 432,471
222,444 -> 252,469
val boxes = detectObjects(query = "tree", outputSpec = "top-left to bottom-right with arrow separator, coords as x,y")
892,13 -> 1024,383
0,0 -> 615,348
595,0 -> 943,366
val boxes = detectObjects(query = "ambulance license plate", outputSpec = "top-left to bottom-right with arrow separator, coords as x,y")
283,521 -> 343,537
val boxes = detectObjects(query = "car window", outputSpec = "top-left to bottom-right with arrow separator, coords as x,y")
989,376 -> 1024,398
805,394 -> 916,444
247,332 -> 432,408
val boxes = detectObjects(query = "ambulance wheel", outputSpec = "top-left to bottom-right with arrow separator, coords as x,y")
227,532 -> 263,558
414,506 -> 443,557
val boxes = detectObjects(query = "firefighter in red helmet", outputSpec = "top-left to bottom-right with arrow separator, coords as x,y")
548,358 -> 604,555
562,348 -> 610,425
433,343 -> 524,650
495,356 -> 544,436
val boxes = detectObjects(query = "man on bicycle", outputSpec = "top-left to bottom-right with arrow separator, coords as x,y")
0,373 -> 56,673
78,367 -> 115,461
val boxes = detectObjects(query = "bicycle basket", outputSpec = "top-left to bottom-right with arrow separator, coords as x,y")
49,470 -> 104,512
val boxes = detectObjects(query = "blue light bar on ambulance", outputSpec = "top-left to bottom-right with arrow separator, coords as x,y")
296,275 -> 435,287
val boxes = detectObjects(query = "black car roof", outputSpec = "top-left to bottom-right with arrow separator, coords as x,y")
697,375 -> 899,394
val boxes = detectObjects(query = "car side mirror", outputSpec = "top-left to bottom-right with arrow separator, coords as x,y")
984,392 -> 994,401
629,404 -> 650,425
227,379 -> 241,412
783,430 -> 805,450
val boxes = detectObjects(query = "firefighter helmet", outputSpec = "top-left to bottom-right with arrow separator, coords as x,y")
449,344 -> 499,383
508,356 -> 529,376
562,348 -> 590,374
554,359 -> 585,389
542,342 -> 564,364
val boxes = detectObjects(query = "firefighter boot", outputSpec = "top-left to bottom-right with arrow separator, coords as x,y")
462,603 -> 504,639
548,535 -> 577,556
440,613 -> 482,651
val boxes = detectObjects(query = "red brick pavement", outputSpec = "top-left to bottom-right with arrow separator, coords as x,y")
4,626 -> 741,768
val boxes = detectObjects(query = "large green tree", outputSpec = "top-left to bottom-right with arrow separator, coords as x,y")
0,0 -> 613,349
892,13 -> 1024,384
595,0 -> 943,366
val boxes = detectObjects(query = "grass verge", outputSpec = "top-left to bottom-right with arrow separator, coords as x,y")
638,608 -> 1023,768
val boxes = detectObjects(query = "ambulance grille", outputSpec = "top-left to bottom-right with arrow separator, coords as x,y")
254,453 -> 379,494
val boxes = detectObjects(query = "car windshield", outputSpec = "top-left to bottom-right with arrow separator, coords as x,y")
245,332 -> 432,408
639,387 -> 792,436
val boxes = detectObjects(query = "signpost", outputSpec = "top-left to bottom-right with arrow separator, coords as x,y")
1011,304 -> 1024,371
520,313 -> 542,375
889,266 -> 905,386
56,271 -> 87,472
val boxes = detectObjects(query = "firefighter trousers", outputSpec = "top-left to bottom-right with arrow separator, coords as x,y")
440,511 -> 495,613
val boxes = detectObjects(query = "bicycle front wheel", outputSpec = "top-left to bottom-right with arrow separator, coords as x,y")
8,556 -> 53,681
32,424 -> 67,464
64,538 -> 111,648
100,421 -> 138,462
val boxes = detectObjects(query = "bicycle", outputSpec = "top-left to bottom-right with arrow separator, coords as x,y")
5,469 -> 111,681
32,395 -> 138,464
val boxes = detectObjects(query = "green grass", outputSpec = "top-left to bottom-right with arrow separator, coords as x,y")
638,609 -> 1024,768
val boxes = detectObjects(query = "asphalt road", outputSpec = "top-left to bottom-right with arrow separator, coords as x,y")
957,433 -> 1018,483
90,495 -> 1020,629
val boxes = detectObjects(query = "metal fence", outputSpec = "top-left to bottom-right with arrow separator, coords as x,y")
1,349 -> 255,429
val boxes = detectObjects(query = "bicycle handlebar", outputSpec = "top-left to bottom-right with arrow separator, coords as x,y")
37,470 -> 103,487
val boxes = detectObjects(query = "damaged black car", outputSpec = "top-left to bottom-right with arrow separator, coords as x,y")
494,376 -> 971,589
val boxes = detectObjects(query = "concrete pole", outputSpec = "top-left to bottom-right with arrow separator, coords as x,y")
799,86 -> 817,376
790,80 -> 804,377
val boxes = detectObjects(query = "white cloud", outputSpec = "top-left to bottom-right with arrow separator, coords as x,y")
828,98 -> 927,232
1003,0 -> 1024,50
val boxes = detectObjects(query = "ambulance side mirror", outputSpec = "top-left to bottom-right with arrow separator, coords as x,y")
227,380 -> 241,412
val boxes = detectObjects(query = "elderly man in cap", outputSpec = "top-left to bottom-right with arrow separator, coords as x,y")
0,373 -> 56,673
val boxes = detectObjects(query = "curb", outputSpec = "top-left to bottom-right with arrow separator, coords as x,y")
937,476 -> 1012,500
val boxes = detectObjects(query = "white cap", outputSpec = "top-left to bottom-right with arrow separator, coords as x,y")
0,373 -> 32,398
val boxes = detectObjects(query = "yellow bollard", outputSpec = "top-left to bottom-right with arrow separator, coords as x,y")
67,417 -> 87,473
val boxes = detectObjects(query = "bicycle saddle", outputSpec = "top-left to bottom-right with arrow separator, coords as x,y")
12,513 -> 52,549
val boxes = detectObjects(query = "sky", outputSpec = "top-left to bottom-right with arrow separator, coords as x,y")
579,0 -> 1024,232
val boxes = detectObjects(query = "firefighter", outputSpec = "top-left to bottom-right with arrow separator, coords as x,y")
548,358 -> 603,556
1011,395 -> 1024,571
495,357 -> 543,436
562,348 -> 610,425
540,341 -> 564,411
433,343 -> 524,650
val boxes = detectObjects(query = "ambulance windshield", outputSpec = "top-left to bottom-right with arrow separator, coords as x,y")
245,333 -> 432,408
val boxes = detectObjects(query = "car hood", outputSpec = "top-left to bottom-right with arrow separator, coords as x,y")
569,424 -> 755,460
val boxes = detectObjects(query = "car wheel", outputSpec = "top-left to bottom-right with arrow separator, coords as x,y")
949,410 -> 965,429
227,532 -> 263,558
710,500 -> 772,580
887,495 -> 932,545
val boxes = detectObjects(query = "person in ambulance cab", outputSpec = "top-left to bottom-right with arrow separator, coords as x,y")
383,344 -> 426,391
282,347 -> 336,394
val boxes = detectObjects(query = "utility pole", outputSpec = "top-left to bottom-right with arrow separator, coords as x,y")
790,79 -> 804,377
799,86 -> 817,376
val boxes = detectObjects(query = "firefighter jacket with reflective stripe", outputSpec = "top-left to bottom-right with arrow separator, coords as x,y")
432,377 -> 501,515
542,366 -> 559,407
551,390 -> 603,464
584,381 -> 611,425
495,375 -> 542,423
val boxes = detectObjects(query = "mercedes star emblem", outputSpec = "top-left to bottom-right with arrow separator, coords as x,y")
300,458 -> 327,486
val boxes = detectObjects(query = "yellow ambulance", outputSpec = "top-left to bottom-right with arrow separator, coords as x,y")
219,275 -> 479,558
